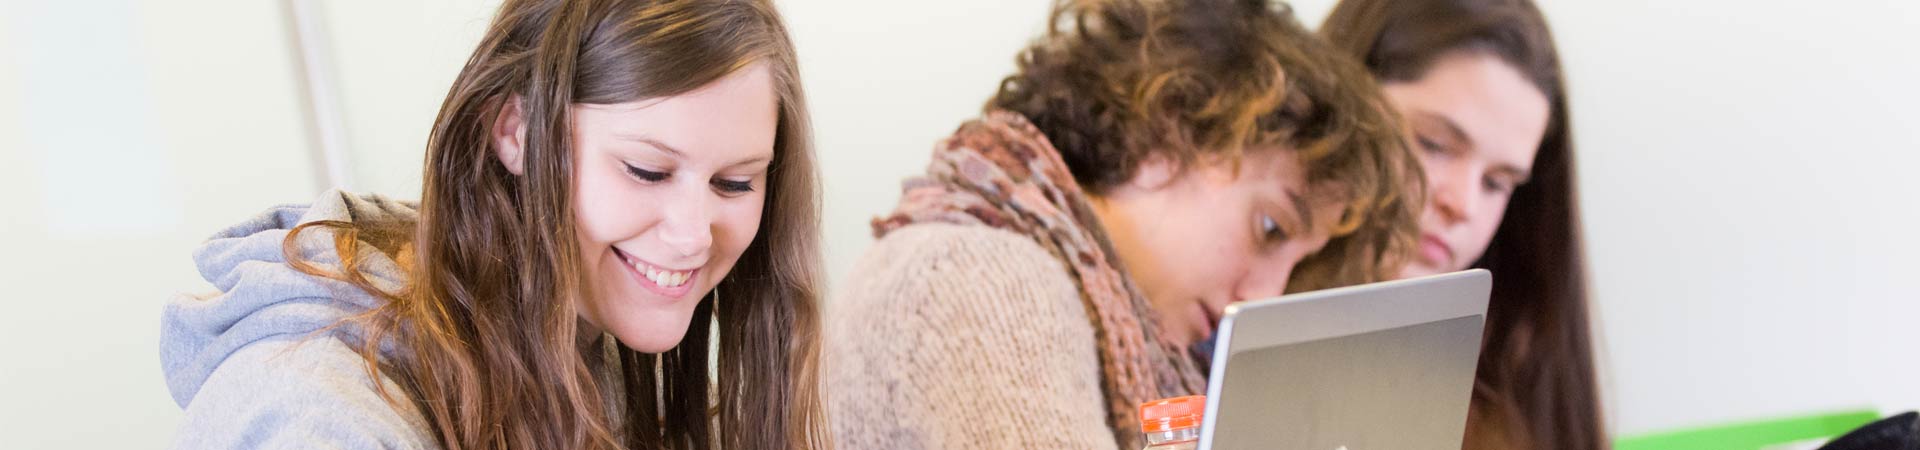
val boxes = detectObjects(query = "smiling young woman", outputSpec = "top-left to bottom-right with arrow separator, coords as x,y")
158,1 -> 828,449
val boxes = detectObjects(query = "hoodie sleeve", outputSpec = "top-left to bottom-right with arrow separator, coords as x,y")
168,332 -> 437,450
161,190 -> 434,449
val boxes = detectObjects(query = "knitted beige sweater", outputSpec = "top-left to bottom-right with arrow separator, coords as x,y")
826,222 -> 1122,449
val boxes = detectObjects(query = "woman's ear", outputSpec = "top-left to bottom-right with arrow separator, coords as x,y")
1126,152 -> 1179,191
492,95 -> 528,176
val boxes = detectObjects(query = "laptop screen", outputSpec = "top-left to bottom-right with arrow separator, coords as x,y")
1206,315 -> 1485,450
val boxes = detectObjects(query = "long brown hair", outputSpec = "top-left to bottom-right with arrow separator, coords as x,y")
1320,0 -> 1602,449
284,0 -> 828,448
989,0 -> 1423,291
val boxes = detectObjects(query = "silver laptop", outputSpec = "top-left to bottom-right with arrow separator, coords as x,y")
1197,269 -> 1491,450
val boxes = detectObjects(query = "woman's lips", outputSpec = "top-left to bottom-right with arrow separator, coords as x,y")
1203,303 -> 1222,335
611,247 -> 699,299
1194,300 -> 1223,339
1418,233 -> 1455,267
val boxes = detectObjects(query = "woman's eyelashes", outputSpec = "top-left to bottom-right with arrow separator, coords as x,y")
625,163 -> 669,182
712,178 -> 754,194
1258,213 -> 1289,245
1416,133 -> 1456,157
623,163 -> 756,195
1416,135 -> 1442,153
1482,175 -> 1516,195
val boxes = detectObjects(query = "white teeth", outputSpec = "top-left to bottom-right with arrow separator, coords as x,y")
630,258 -> 690,288
664,271 -> 684,287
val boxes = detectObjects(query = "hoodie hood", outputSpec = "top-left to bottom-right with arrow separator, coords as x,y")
160,190 -> 418,407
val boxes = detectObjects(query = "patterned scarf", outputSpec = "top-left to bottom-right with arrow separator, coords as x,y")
873,111 -> 1208,449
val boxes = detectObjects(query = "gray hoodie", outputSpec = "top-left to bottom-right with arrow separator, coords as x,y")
160,190 -> 437,449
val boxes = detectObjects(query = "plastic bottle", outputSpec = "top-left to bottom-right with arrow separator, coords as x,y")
1139,395 -> 1205,450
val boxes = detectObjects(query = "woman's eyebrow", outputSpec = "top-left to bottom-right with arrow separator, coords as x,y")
725,154 -> 773,169
614,134 -> 683,157
1414,110 -> 1473,148
616,133 -> 771,169
1288,189 -> 1314,233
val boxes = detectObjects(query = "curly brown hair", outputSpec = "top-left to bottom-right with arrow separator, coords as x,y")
988,0 -> 1423,290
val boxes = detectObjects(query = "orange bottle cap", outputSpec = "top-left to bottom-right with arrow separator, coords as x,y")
1139,395 -> 1205,433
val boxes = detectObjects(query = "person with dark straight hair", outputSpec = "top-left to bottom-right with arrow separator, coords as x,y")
1320,0 -> 1603,449
159,1 -> 829,448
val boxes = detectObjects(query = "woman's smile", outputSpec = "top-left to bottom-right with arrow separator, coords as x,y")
612,246 -> 701,299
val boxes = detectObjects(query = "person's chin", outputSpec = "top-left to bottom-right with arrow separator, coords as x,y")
608,319 -> 693,354
1400,261 -> 1442,279
617,334 -> 686,354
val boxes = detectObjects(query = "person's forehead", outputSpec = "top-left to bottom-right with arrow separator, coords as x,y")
1238,149 -> 1350,226
572,67 -> 779,161
1392,54 -> 1550,164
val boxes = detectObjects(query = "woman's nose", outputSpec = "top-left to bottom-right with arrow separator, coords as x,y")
1236,259 -> 1294,302
1429,165 -> 1476,224
658,194 -> 714,258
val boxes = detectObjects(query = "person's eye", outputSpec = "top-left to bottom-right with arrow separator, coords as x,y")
1483,175 -> 1516,195
1259,214 -> 1288,243
624,164 -> 668,183
1415,134 -> 1446,154
712,178 -> 755,195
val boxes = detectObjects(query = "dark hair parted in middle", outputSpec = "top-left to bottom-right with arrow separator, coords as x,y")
988,0 -> 1424,289
1322,0 -> 1602,448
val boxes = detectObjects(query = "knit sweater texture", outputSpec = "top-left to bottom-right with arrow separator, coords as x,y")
826,222 -> 1120,448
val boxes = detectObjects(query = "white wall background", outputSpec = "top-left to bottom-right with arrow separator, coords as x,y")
1,0 -> 1916,447
0,0 -> 320,448
1539,0 -> 1920,434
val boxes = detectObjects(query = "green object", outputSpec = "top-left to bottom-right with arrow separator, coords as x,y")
1616,410 -> 1880,450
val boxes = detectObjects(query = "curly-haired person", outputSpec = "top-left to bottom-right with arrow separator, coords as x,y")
823,0 -> 1425,448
